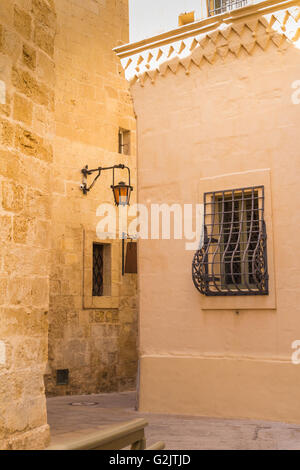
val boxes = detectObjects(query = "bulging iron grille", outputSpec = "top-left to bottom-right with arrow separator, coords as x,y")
192,186 -> 269,296
93,243 -> 104,296
208,0 -> 248,16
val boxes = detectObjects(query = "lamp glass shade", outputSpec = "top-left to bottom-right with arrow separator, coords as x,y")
112,181 -> 132,206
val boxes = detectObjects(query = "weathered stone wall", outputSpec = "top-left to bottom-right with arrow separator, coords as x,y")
0,0 -> 137,448
0,0 -> 56,450
44,0 -> 138,396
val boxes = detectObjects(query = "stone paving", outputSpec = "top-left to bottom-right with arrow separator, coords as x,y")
47,392 -> 300,450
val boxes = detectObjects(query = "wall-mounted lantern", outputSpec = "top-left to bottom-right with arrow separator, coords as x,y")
80,164 -> 133,206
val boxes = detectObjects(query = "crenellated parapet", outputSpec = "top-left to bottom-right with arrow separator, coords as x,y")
114,0 -> 300,86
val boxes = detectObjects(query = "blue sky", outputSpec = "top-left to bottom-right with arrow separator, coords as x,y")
129,0 -> 202,42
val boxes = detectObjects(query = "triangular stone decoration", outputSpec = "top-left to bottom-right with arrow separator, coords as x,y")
156,49 -> 163,61
180,56 -> 192,72
283,10 -> 291,26
246,19 -> 258,32
243,23 -> 254,35
217,45 -> 229,59
229,42 -> 241,56
220,26 -> 232,40
258,16 -> 269,28
203,41 -> 217,63
204,40 -> 217,54
227,28 -> 242,43
204,51 -> 216,64
198,36 -> 209,48
208,30 -> 219,43
191,46 -> 203,66
232,23 -> 245,37
292,27 -> 300,42
124,58 -> 132,70
167,57 -> 180,74
215,34 -> 228,47
159,61 -> 169,76
256,19 -> 268,36
126,5 -> 300,88
178,41 -> 186,54
278,38 -> 289,51
256,34 -> 269,51
241,38 -> 256,54
190,38 -> 198,51
129,75 -> 138,86
167,46 -> 175,57
271,32 -> 284,47
145,69 -> 157,83
268,14 -> 277,29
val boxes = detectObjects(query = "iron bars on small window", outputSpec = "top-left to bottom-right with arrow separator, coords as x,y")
93,244 -> 104,297
192,186 -> 269,296
208,0 -> 248,16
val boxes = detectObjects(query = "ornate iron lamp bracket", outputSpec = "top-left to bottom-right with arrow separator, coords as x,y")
80,164 -> 133,206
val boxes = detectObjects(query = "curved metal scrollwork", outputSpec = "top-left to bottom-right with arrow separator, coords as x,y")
252,221 -> 268,293
192,246 -> 208,295
192,187 -> 269,296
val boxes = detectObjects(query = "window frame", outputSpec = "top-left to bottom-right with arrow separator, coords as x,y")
118,128 -> 131,155
83,230 -> 120,310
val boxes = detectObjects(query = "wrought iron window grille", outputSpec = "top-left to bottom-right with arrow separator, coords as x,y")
192,186 -> 269,296
208,0 -> 248,17
93,244 -> 104,297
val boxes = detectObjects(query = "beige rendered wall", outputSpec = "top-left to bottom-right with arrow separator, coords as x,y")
0,0 -> 56,449
132,16 -> 300,422
45,0 -> 138,396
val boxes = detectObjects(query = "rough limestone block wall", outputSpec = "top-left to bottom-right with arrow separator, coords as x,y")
44,0 -> 138,396
0,0 -> 56,449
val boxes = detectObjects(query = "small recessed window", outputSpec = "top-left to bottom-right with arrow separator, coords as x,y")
118,128 -> 130,155
93,243 -> 111,297
56,369 -> 69,385
192,186 -> 269,296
